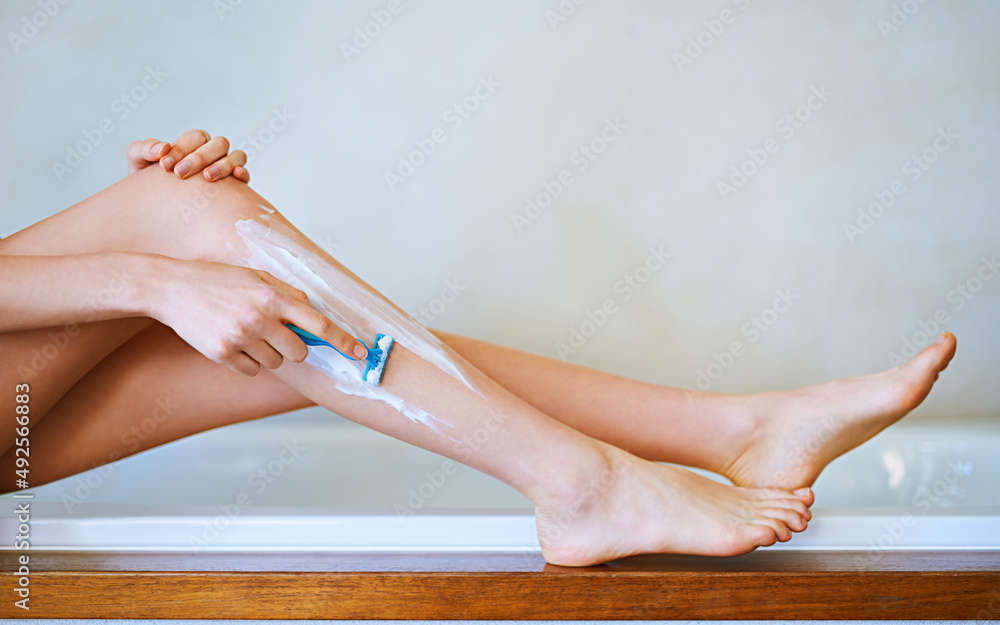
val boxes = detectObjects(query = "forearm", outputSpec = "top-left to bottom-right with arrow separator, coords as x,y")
0,253 -> 158,332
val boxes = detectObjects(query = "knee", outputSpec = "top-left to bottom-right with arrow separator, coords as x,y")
131,166 -> 276,240
136,166 -> 264,227
125,167 -> 275,262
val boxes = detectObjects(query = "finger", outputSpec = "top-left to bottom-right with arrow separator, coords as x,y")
175,136 -> 230,179
264,324 -> 310,364
160,128 -> 211,173
227,352 -> 262,377
233,165 -> 250,183
244,340 -> 285,371
127,138 -> 169,174
203,149 -> 248,182
283,304 -> 367,361
253,271 -> 309,304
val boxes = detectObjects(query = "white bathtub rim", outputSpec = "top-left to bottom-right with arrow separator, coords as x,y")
4,506 -> 999,552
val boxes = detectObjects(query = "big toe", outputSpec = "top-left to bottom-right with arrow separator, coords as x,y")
911,332 -> 957,374
734,524 -> 777,552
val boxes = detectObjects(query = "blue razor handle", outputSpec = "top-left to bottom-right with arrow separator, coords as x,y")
285,324 -> 393,385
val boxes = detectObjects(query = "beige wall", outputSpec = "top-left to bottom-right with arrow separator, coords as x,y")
2,0 -> 997,420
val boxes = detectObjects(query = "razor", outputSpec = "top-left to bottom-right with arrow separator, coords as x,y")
285,323 -> 394,386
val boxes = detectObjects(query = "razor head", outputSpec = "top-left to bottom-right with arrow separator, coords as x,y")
286,323 -> 394,386
363,333 -> 394,386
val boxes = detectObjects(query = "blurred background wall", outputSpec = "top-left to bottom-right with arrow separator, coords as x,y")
1,0 -> 997,430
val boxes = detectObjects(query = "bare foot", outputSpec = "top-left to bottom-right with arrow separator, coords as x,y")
721,332 -> 957,491
535,448 -> 813,567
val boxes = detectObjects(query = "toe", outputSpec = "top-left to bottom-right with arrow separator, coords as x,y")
761,507 -> 808,532
758,486 -> 814,509
910,332 -> 957,374
794,487 -> 815,507
759,487 -> 797,500
936,332 -> 958,369
755,517 -> 793,542
777,496 -> 812,520
745,523 -> 779,548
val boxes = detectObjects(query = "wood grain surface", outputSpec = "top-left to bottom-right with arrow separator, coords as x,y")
2,550 -> 998,619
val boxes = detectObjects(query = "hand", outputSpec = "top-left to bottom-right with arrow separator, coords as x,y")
146,257 -> 367,377
127,128 -> 250,183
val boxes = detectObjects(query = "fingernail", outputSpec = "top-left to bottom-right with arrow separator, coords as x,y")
206,165 -> 221,180
795,487 -> 811,496
936,333 -> 946,344
152,142 -> 166,156
175,161 -> 191,178
161,156 -> 175,171
353,344 -> 368,359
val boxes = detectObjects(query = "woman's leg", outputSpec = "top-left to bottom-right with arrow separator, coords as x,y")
433,331 -> 957,490
0,180 -> 314,476
1,168 -> 953,494
0,321 -> 313,486
2,164 -> 953,493
0,167 -> 811,565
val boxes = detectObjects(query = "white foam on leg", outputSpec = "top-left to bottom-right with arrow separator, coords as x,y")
234,217 -> 473,438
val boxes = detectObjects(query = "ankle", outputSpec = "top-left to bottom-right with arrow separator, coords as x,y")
533,440 -> 636,514
703,393 -> 764,475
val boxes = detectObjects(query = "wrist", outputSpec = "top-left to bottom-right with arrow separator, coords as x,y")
121,252 -> 172,320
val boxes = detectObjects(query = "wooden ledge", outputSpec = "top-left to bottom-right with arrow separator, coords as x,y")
2,550 -> 998,619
